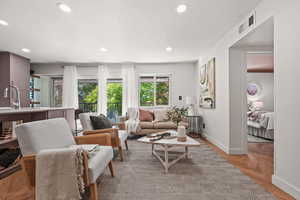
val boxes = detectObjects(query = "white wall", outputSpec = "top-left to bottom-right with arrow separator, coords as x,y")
31,63 -> 64,75
247,73 -> 274,111
195,0 -> 300,198
31,62 -> 196,108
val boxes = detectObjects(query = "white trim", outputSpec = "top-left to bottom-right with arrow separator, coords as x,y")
241,51 -> 248,155
203,132 -> 229,154
228,148 -> 247,155
272,175 -> 300,199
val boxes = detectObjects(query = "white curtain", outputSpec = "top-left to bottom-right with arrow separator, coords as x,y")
122,63 -> 138,115
97,65 -> 109,115
62,66 -> 78,108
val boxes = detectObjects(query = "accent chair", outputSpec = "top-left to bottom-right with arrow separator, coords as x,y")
15,118 -> 114,200
79,113 -> 129,161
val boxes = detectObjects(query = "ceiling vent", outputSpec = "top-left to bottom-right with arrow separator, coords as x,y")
239,12 -> 256,34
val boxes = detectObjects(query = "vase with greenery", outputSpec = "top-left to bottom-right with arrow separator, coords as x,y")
166,106 -> 188,126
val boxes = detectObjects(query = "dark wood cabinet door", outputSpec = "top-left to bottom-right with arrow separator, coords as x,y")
47,110 -> 65,119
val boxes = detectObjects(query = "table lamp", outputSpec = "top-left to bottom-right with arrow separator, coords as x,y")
186,96 -> 195,116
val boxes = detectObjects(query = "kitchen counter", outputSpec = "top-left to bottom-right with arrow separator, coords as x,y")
0,107 -> 74,115
0,107 -> 75,130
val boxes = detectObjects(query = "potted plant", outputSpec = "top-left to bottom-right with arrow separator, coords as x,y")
166,106 -> 188,126
167,107 -> 188,142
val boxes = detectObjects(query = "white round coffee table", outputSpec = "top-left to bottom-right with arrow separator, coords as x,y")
137,130 -> 200,173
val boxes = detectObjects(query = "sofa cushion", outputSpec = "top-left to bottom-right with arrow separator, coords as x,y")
79,112 -> 97,131
140,122 -> 154,129
88,146 -> 113,183
90,114 -> 112,130
153,109 -> 169,122
139,109 -> 154,122
154,121 -> 177,129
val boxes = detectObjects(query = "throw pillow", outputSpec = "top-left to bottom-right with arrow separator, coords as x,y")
90,114 -> 112,130
153,109 -> 169,122
139,109 -> 154,122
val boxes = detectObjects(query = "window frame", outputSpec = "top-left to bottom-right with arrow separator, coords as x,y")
138,74 -> 172,108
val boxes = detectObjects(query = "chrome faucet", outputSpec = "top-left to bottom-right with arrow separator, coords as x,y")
4,85 -> 21,109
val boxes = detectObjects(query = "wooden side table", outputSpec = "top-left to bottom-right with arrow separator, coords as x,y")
186,116 -> 203,138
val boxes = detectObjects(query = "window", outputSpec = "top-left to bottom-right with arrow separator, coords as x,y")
107,79 -> 123,121
78,79 -> 98,112
139,75 -> 170,107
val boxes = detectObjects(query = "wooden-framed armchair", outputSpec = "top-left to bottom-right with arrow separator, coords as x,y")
16,118 -> 114,200
79,113 -> 129,161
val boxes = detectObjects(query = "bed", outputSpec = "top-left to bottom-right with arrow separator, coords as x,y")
247,111 -> 274,140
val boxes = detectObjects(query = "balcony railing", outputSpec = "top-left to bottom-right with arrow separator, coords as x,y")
107,103 -> 122,116
78,102 -> 122,122
79,102 -> 97,113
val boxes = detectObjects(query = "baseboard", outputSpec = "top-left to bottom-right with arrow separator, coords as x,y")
203,133 -> 229,154
228,148 -> 247,155
272,175 -> 300,199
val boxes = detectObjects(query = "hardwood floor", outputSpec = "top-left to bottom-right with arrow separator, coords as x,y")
0,169 -> 33,200
203,139 -> 295,200
0,139 -> 295,200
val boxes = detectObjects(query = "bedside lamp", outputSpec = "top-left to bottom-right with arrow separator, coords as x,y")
186,96 -> 195,116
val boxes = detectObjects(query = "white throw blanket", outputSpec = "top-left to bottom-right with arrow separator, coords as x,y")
36,147 -> 85,200
262,112 -> 274,130
125,108 -> 141,134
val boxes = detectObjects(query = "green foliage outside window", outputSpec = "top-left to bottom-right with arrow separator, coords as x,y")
78,80 -> 123,115
107,82 -> 122,115
140,79 -> 169,106
78,77 -> 169,113
78,81 -> 98,103
156,82 -> 169,105
140,82 -> 154,106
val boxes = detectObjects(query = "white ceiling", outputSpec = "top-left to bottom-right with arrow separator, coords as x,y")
0,0 -> 261,63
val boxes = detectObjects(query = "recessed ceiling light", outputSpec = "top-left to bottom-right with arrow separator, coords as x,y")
100,48 -> 108,52
21,48 -> 31,53
166,47 -> 173,52
57,2 -> 72,13
0,19 -> 8,26
176,4 -> 187,14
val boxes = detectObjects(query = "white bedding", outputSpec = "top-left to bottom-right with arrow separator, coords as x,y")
247,111 -> 274,130
262,112 -> 274,130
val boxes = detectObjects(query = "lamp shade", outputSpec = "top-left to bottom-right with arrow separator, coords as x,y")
186,96 -> 193,105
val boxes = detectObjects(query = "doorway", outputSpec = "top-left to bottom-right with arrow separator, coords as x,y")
228,17 -> 275,181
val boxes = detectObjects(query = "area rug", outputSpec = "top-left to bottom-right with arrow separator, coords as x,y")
248,135 -> 273,143
96,140 -> 275,200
